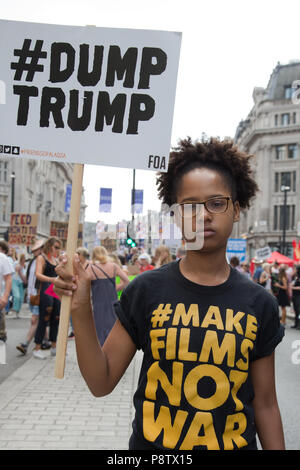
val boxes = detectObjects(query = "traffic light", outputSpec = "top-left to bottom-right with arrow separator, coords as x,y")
126,223 -> 136,248
126,237 -> 133,246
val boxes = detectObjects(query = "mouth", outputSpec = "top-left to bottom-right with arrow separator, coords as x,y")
202,228 -> 216,238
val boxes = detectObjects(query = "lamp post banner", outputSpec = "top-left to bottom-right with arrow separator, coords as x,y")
0,19 -> 181,172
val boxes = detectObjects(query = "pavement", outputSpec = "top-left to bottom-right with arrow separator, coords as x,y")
0,305 -> 143,450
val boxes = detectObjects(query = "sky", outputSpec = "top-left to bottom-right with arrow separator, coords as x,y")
2,0 -> 300,224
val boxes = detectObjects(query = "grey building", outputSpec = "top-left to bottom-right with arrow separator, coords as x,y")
0,157 -> 86,244
234,61 -> 300,260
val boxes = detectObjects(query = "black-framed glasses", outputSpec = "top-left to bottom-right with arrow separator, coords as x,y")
54,245 -> 61,250
176,196 -> 232,218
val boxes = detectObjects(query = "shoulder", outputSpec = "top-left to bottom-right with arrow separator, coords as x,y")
123,262 -> 173,292
234,269 -> 277,305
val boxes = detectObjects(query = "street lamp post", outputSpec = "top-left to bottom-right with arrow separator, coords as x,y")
281,185 -> 290,256
10,171 -> 15,213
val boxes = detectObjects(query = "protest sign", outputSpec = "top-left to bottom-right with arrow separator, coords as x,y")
9,213 -> 38,246
50,220 -> 83,249
0,19 -> 181,378
0,19 -> 181,171
226,238 -> 247,262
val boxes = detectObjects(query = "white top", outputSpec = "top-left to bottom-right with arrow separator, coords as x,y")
27,258 -> 37,301
0,252 -> 14,296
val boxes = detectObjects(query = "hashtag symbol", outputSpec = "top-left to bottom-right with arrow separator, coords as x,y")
151,304 -> 173,328
10,39 -> 47,81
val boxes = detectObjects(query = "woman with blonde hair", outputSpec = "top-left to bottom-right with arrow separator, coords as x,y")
90,245 -> 130,345
153,245 -> 172,268
259,263 -> 272,293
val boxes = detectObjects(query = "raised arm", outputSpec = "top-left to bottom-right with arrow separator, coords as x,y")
54,255 -> 137,397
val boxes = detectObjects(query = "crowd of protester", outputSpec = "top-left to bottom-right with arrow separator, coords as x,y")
229,256 -> 300,328
1,236 -> 299,361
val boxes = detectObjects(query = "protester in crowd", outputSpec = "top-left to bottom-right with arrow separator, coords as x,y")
291,265 -> 300,329
240,262 -> 251,279
153,245 -> 172,268
271,261 -> 279,274
229,256 -> 243,273
54,138 -> 285,450
0,241 -> 14,344
88,246 -> 129,346
76,247 -> 90,269
259,263 -> 272,293
5,247 -> 16,313
252,259 -> 264,283
126,246 -> 138,264
33,237 -> 62,360
11,253 -> 27,318
16,239 -> 45,355
138,253 -> 154,273
274,266 -> 290,325
117,254 -> 129,274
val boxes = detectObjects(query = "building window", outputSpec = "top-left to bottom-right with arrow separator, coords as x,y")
273,204 -> 296,230
274,171 -> 296,192
293,112 -> 296,124
274,114 -> 278,126
275,145 -> 285,159
288,143 -> 298,159
0,161 -> 8,183
284,86 -> 294,99
0,196 -> 7,222
281,113 -> 290,125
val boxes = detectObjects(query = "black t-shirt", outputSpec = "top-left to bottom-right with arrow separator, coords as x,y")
114,261 -> 284,451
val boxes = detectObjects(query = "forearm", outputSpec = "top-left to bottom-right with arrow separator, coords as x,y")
2,277 -> 12,302
36,273 -> 54,284
72,302 -> 111,397
254,402 -> 285,450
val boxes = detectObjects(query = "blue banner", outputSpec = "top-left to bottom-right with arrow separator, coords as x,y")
226,238 -> 247,262
132,189 -> 143,214
99,188 -> 112,213
64,184 -> 72,213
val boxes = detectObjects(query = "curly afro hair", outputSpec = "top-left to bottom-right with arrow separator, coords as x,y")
156,137 -> 258,210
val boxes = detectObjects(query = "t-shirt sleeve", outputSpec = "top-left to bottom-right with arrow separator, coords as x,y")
2,257 -> 14,276
114,278 -> 145,350
251,294 -> 285,361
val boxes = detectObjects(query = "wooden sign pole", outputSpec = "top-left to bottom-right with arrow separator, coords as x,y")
54,163 -> 84,379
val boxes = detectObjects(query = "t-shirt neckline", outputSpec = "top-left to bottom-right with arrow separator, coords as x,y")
171,259 -> 238,294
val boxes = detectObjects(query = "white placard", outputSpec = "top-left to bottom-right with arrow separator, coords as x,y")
0,20 -> 181,172
255,246 -> 271,260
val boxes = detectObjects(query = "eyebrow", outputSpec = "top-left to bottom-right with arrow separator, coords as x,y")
179,194 -> 227,203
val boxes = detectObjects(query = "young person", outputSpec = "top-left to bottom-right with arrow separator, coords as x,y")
54,138 -> 285,450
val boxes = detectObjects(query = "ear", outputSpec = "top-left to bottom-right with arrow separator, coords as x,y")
233,201 -> 240,223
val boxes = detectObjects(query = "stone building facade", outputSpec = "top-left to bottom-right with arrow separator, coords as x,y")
234,61 -> 300,260
0,157 -> 86,244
